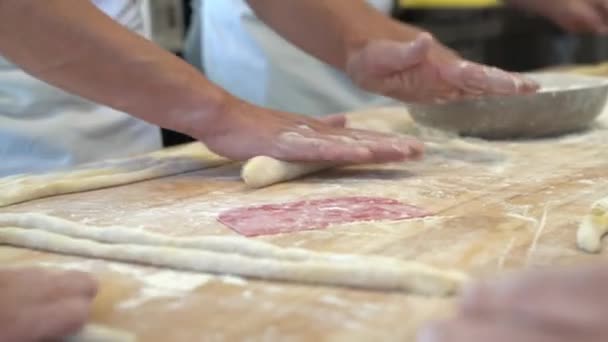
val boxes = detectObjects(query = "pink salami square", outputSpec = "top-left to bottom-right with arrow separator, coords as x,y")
218,196 -> 431,237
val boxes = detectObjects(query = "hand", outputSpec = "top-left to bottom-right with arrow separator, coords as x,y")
194,101 -> 424,163
346,33 -> 539,104
0,267 -> 97,342
508,0 -> 608,34
417,263 -> 608,342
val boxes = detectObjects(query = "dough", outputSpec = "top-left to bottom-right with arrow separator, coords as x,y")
217,196 -> 431,236
241,157 -> 331,188
0,213 -> 329,262
577,197 -> 608,253
242,107 -> 417,188
65,324 -> 135,342
0,143 -> 229,208
0,213 -> 468,296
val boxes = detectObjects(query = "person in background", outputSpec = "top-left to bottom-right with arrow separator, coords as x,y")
0,0 -> 162,176
0,0 -> 536,340
189,0 -> 608,116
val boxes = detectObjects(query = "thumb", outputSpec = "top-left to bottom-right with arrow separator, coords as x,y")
320,114 -> 347,128
348,32 -> 433,78
394,32 -> 434,69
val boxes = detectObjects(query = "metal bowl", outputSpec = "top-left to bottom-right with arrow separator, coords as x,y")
408,73 -> 608,139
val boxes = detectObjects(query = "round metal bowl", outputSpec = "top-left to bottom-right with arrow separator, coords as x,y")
408,73 -> 608,139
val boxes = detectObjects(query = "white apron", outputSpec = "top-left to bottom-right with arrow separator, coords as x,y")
0,0 -> 162,176
196,0 -> 397,117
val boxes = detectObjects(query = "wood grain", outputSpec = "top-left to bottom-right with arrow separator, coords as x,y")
2,111 -> 608,341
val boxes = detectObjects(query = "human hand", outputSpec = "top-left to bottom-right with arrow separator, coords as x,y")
194,101 -> 424,163
417,263 -> 608,342
508,0 -> 608,34
346,33 -> 539,104
0,267 -> 97,342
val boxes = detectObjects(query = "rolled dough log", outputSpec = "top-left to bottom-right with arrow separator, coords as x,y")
0,143 -> 230,208
242,107 -> 416,188
0,214 -> 468,296
0,213 -> 334,262
577,197 -> 608,253
65,324 -> 135,342
242,157 -> 332,188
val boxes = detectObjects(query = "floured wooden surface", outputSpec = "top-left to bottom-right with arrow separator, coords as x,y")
3,108 -> 608,341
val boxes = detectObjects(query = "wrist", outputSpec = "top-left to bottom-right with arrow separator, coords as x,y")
161,87 -> 241,140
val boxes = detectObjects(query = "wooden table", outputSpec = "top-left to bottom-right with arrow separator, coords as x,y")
2,112 -> 608,341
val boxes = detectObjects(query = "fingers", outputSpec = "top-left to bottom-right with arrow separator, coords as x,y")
459,264 -> 608,331
0,268 -> 97,342
393,33 -> 434,70
40,270 -> 98,302
417,318 -> 578,342
416,264 -> 608,342
347,128 -> 425,161
442,61 -> 539,98
555,1 -> 608,34
24,298 -> 92,341
347,32 -> 432,83
274,127 -> 424,163
275,131 -> 372,162
6,268 -> 98,304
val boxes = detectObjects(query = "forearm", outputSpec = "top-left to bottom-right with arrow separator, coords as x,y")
246,0 -> 424,71
0,0 -> 232,136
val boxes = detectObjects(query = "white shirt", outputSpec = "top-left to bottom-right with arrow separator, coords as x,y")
0,0 -> 162,176
195,0 -> 397,117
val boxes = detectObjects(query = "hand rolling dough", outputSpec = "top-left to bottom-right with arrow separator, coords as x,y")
242,107 -> 416,188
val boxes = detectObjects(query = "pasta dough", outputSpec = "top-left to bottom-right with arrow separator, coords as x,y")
0,143 -> 230,208
65,324 -> 135,342
0,213 -> 469,296
577,197 -> 608,253
242,157 -> 331,188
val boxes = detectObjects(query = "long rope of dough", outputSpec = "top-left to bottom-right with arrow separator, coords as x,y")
0,143 -> 229,208
0,213 -> 380,263
577,197 -> 608,253
0,215 -> 468,296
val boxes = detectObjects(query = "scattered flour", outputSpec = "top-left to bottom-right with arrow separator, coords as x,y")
37,260 -> 248,309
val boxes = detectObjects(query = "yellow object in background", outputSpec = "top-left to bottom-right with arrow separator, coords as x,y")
399,0 -> 501,8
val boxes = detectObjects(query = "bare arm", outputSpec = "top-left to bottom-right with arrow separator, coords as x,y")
0,0 -> 421,163
245,0 -> 423,70
0,0 -> 228,136
246,0 -> 538,103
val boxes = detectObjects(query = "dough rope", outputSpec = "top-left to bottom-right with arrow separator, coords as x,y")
0,214 -> 468,296
65,324 -> 135,342
0,143 -> 230,208
577,197 -> 608,253
0,213 -> 333,262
